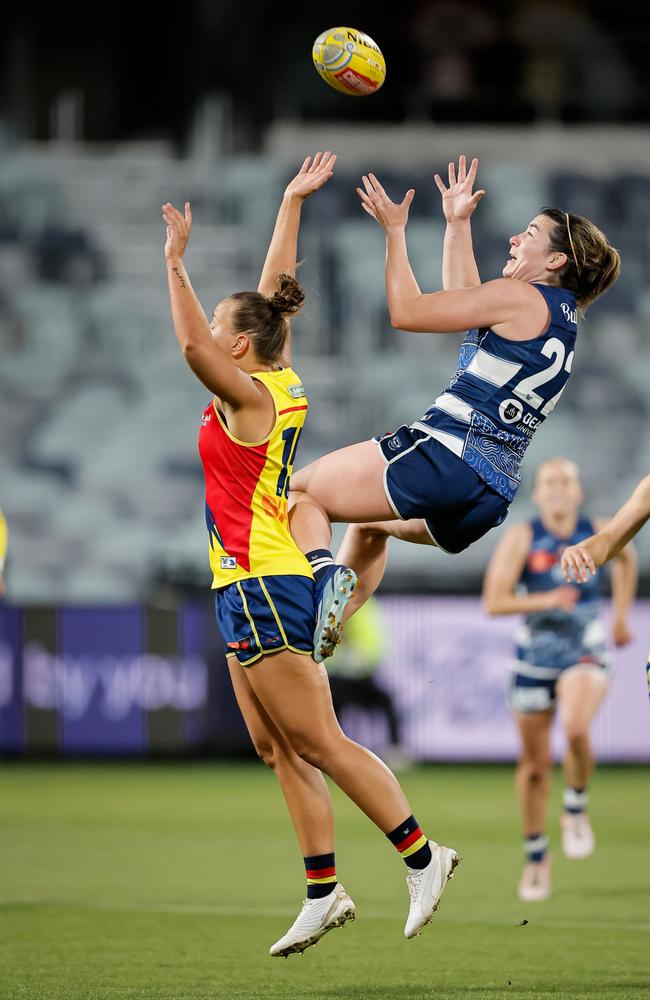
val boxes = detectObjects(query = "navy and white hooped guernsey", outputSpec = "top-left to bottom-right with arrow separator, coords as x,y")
413,283 -> 578,502
517,515 -> 605,672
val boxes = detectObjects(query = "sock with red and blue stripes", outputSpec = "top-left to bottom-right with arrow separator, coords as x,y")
304,852 -> 337,899
387,815 -> 432,870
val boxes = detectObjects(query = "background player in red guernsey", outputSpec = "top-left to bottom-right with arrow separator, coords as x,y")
163,154 -> 460,959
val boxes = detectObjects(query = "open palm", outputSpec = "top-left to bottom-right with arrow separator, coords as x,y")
284,151 -> 337,201
434,155 -> 486,224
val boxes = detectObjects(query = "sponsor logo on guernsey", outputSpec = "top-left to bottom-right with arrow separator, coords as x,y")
201,408 -> 212,425
385,432 -> 402,453
499,398 -> 524,424
288,384 -> 306,399
498,398 -> 542,438
561,302 -> 578,325
220,556 -> 237,570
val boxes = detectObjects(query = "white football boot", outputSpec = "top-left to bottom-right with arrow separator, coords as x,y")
561,811 -> 595,859
403,841 -> 460,939
269,883 -> 356,958
518,857 -> 552,901
312,566 -> 357,663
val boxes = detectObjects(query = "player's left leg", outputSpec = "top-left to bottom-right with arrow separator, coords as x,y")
556,666 -> 608,859
336,519 -> 433,622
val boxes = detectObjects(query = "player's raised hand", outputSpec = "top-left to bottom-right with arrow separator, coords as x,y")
357,173 -> 415,230
434,155 -> 486,224
163,201 -> 192,260
284,151 -> 337,200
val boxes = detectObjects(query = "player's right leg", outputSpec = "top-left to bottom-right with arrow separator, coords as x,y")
245,648 -> 459,940
512,705 -> 554,901
228,657 -> 356,957
556,666 -> 608,860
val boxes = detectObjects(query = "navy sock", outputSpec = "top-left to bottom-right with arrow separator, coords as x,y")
563,787 -> 588,815
304,852 -> 337,899
386,815 -> 432,870
524,832 -> 548,863
306,548 -> 334,582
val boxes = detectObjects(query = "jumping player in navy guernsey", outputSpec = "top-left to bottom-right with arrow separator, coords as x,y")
288,156 -> 622,661
483,458 -> 636,901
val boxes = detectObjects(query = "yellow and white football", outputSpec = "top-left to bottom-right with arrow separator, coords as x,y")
312,27 -> 386,96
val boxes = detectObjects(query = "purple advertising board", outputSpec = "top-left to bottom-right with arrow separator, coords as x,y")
0,599 -> 648,760
376,597 -> 650,762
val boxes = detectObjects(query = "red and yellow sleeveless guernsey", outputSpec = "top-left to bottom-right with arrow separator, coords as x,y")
198,367 -> 313,589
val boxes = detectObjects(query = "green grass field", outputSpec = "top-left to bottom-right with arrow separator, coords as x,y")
0,763 -> 648,1000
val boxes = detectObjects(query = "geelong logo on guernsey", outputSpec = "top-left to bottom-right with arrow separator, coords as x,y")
220,556 -> 237,570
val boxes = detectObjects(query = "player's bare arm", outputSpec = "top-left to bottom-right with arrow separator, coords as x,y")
562,475 -> 650,582
483,522 -> 580,616
598,515 -> 637,647
258,151 -> 336,296
434,154 -> 485,290
164,201 -> 265,409
258,151 -> 336,364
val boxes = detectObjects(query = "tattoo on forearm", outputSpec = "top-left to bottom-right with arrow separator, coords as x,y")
172,267 -> 186,288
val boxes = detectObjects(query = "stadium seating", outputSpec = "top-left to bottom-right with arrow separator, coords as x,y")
0,140 -> 648,600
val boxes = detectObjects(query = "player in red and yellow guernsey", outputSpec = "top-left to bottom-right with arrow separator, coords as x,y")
200,359 -> 312,596
163,153 -> 459,958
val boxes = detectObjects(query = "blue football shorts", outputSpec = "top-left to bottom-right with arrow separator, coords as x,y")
215,574 -> 316,667
508,655 -> 611,714
375,424 -> 510,553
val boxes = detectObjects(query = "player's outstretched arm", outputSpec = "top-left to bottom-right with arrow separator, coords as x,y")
163,202 -> 261,408
604,520 -> 637,647
434,155 -> 484,291
482,522 -> 580,616
258,151 -> 336,295
258,152 -> 336,365
562,475 -> 650,582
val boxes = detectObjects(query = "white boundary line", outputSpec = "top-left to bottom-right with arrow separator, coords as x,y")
1,898 -> 649,932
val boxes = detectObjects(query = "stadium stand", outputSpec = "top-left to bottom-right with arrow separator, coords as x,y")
0,133 -> 648,600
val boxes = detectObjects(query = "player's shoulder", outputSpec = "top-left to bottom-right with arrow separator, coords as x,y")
482,277 -> 544,305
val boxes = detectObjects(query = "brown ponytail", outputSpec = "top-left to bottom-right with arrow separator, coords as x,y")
540,208 -> 621,313
227,273 -> 305,363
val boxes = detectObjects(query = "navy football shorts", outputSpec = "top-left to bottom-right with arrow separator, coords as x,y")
375,424 -> 509,553
508,656 -> 611,714
215,574 -> 316,667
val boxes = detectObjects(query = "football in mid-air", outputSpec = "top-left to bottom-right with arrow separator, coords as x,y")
312,27 -> 386,96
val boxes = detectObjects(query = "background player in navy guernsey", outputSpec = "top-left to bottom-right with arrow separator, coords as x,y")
288,155 -> 622,660
483,459 -> 636,902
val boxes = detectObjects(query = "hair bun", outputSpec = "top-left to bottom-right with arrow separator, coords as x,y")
268,272 -> 305,317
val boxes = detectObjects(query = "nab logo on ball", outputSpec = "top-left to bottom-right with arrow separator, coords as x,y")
312,27 -> 386,96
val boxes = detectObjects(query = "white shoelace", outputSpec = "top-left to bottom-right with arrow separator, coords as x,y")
406,868 -> 424,902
